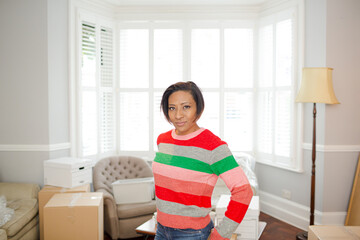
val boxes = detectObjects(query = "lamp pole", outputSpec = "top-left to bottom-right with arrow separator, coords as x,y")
310,102 -> 316,226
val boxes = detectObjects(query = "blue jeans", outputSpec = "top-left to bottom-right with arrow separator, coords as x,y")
155,221 -> 214,240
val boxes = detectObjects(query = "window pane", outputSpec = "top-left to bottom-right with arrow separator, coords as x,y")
198,92 -> 220,136
81,22 -> 96,88
275,90 -> 291,157
258,25 -> 273,88
276,19 -> 292,87
119,29 -> 149,88
224,29 -> 253,88
191,29 -> 220,88
81,91 -> 97,156
153,92 -> 172,149
257,91 -> 273,154
224,92 -> 253,151
120,93 -> 149,150
154,29 -> 183,88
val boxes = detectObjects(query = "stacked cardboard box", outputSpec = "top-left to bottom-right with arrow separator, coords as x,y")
308,225 -> 360,240
216,195 -> 259,240
38,184 -> 90,240
44,192 -> 103,240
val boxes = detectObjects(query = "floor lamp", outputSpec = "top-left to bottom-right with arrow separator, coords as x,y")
295,67 -> 340,240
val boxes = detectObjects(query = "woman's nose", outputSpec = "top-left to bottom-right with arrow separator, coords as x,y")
175,109 -> 183,119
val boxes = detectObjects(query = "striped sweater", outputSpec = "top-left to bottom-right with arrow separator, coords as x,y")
152,128 -> 253,240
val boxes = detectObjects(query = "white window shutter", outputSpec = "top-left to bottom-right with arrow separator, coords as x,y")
100,26 -> 115,153
80,21 -> 115,157
81,22 -> 97,156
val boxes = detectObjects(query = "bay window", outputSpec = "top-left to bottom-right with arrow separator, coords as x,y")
73,1 -> 303,171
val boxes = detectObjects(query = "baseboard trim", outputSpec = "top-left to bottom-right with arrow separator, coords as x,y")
0,142 -> 71,152
302,143 -> 360,152
258,190 -> 347,231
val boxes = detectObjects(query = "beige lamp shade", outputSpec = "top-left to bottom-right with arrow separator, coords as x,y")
296,67 -> 340,104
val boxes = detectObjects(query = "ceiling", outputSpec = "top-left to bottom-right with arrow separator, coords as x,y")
102,0 -> 269,6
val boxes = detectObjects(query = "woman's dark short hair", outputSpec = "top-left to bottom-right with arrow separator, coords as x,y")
160,81 -> 205,123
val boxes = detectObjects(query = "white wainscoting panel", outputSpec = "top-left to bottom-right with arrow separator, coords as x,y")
258,190 -> 347,231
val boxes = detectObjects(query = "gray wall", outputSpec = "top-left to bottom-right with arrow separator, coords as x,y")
0,0 -> 69,185
322,0 -> 360,212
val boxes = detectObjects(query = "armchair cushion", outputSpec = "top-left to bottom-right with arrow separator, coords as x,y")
117,200 -> 156,219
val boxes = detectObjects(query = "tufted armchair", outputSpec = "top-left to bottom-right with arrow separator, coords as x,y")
93,156 -> 156,240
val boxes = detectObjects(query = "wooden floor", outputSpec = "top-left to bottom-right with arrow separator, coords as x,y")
105,212 -> 304,240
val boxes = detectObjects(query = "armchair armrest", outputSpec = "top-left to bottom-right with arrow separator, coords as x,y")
95,188 -> 119,240
0,182 -> 40,200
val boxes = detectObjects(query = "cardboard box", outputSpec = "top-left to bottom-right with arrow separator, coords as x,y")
308,225 -> 360,240
38,184 -> 90,240
216,195 -> 259,239
44,192 -> 103,240
44,157 -> 93,188
112,177 -> 154,204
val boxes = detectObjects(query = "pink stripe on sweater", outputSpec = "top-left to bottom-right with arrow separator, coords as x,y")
152,162 -> 218,186
219,166 -> 250,191
154,173 -> 214,197
171,128 -> 206,140
157,208 -> 211,230
227,184 -> 253,205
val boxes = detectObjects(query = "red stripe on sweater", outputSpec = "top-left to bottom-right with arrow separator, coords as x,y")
157,129 -> 226,151
224,200 -> 250,223
155,185 -> 212,208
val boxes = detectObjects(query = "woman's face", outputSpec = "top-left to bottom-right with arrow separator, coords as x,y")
168,90 -> 200,135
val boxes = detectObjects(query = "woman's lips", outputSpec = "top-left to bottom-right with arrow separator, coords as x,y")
175,121 -> 186,127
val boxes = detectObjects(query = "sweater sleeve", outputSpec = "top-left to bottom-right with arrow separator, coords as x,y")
209,144 -> 253,240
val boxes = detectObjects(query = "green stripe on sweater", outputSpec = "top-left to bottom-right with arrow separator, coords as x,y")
155,152 -> 213,174
210,156 -> 238,175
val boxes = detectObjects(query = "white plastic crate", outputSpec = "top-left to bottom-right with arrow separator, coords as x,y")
112,177 -> 154,204
216,195 -> 259,240
44,157 -> 93,188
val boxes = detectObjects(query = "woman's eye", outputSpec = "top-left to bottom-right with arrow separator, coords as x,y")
184,105 -> 191,110
168,107 -> 175,111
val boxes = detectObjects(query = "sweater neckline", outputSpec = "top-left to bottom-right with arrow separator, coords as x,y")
171,128 -> 205,140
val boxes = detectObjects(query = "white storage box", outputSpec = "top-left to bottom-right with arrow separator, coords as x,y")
216,195 -> 259,240
112,177 -> 154,204
44,157 -> 93,188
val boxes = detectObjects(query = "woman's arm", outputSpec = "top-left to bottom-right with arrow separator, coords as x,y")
210,146 -> 253,240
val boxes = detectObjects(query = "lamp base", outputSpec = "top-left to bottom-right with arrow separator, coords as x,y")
296,231 -> 308,240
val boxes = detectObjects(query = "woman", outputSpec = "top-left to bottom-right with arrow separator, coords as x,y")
152,81 -> 253,240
